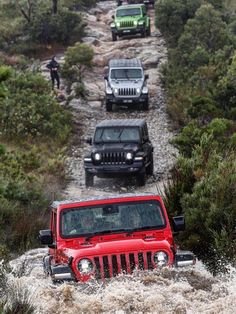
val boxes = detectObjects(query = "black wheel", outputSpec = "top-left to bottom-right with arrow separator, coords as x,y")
106,101 -> 113,112
146,154 -> 154,176
85,171 -> 94,187
112,32 -> 117,41
147,24 -> 151,36
141,30 -> 146,38
143,100 -> 149,111
137,171 -> 146,186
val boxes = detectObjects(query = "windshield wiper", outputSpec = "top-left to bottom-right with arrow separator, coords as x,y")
84,230 -> 113,242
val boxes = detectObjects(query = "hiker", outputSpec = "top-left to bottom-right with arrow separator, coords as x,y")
46,56 -> 60,89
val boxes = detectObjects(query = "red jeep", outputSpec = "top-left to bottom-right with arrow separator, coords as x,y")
39,193 -> 195,282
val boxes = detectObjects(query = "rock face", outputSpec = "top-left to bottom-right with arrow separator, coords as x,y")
49,0 -> 178,198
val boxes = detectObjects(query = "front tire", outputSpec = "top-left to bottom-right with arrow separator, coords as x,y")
137,171 -> 146,186
85,171 -> 94,187
112,32 -> 117,41
143,100 -> 149,111
146,154 -> 154,176
106,101 -> 113,112
147,24 -> 151,36
141,30 -> 146,38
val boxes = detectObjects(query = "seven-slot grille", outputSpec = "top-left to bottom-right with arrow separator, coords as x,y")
93,252 -> 155,279
118,88 -> 137,96
101,152 -> 126,164
120,21 -> 134,28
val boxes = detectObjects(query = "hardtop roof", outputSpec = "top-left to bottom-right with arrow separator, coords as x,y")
109,58 -> 142,68
52,193 -> 158,209
116,4 -> 145,11
95,119 -> 146,128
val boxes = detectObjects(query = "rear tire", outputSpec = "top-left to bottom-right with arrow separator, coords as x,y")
106,101 -> 113,112
112,32 -> 117,41
147,24 -> 151,36
85,172 -> 94,187
137,171 -> 146,186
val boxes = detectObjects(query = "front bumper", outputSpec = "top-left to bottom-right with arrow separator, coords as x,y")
106,93 -> 148,105
111,25 -> 146,36
84,161 -> 145,177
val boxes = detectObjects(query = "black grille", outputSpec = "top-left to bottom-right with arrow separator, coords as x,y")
120,21 -> 134,28
101,152 -> 126,165
118,88 -> 137,96
93,252 -> 154,279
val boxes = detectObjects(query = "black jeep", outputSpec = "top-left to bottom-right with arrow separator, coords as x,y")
84,119 -> 154,187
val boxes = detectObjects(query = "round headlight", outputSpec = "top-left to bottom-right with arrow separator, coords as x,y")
134,20 -> 138,26
126,152 -> 133,160
136,88 -> 141,94
154,251 -> 169,267
116,22 -> 120,27
94,152 -> 101,161
114,88 -> 118,94
78,258 -> 94,274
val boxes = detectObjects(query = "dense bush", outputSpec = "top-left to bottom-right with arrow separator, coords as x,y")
0,64 -> 72,256
157,1 -> 236,271
28,9 -> 85,45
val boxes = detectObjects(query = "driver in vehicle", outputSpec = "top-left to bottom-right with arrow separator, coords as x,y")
69,211 -> 95,235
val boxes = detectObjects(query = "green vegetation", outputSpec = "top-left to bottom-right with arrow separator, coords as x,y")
62,42 -> 94,95
0,0 -> 98,56
0,58 -> 72,260
156,0 -> 236,272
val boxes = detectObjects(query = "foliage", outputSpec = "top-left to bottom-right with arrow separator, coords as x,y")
0,63 -> 72,254
62,43 -> 94,90
158,0 -> 236,271
28,8 -> 85,45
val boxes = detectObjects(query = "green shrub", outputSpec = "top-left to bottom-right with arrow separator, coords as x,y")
28,8 -> 85,45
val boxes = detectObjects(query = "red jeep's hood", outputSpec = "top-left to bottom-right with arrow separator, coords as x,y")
59,236 -> 173,260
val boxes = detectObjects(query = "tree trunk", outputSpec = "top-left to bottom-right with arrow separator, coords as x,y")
52,0 -> 58,14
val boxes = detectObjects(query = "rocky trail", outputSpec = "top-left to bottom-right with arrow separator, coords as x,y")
4,2 -> 236,313
41,0 -> 178,198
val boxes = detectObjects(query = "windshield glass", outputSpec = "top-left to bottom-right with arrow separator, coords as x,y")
60,200 -> 166,237
116,8 -> 141,17
110,68 -> 142,80
94,127 -> 140,143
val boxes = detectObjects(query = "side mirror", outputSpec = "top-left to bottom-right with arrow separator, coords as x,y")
145,74 -> 149,80
39,229 -> 53,245
104,75 -> 108,80
86,137 -> 92,145
112,15 -> 114,19
172,216 -> 185,232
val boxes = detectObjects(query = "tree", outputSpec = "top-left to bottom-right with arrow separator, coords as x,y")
63,43 -> 94,82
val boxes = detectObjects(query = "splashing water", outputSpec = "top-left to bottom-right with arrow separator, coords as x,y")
1,249 -> 235,313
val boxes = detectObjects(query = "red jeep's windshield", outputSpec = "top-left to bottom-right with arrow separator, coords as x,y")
60,200 -> 166,237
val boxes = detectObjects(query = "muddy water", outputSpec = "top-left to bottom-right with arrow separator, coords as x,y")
4,248 -> 236,313
3,1 -> 236,313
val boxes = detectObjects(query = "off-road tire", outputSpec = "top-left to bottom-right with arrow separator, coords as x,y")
147,24 -> 151,37
85,172 -> 94,187
137,171 -> 146,186
112,32 -> 117,41
106,101 -> 113,112
143,100 -> 149,111
146,154 -> 154,176
141,30 -> 146,38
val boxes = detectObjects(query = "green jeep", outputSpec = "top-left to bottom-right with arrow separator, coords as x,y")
111,4 -> 151,41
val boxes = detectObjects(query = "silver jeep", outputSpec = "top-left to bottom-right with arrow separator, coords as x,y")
104,59 -> 149,111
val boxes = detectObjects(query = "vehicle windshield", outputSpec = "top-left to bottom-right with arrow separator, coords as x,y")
110,68 -> 142,80
116,8 -> 141,17
94,126 -> 140,143
60,200 -> 166,237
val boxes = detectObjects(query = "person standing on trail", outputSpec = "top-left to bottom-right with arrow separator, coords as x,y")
46,56 -> 60,90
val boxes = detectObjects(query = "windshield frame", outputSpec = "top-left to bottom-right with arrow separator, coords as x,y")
110,67 -> 143,80
93,126 -> 141,144
116,7 -> 142,17
59,200 -> 167,239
